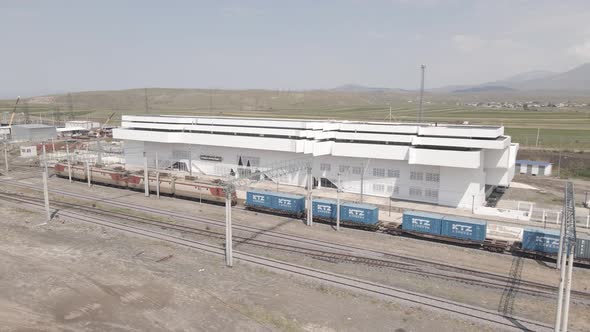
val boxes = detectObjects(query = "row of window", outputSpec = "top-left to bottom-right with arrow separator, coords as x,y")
410,171 -> 440,183
372,184 -> 438,200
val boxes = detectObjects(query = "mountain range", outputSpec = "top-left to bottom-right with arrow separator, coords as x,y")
337,63 -> 590,94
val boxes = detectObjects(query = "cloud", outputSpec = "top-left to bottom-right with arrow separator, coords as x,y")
568,41 -> 590,60
452,35 -> 485,52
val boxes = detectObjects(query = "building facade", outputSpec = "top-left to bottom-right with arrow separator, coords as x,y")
114,115 -> 519,208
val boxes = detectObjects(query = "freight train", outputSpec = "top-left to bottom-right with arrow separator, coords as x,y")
53,163 -> 237,205
397,211 -> 590,265
53,162 -> 589,265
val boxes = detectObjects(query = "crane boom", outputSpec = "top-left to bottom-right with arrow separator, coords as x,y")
8,97 -> 20,127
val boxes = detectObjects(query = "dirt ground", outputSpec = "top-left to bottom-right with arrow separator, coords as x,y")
2,172 -> 590,331
0,203 -> 500,332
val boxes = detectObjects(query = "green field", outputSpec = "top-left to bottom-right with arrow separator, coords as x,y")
1,88 -> 589,150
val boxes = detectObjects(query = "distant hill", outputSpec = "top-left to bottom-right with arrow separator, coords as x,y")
492,70 -> 556,84
508,63 -> 590,90
452,85 -> 516,93
443,63 -> 590,92
331,84 -> 412,93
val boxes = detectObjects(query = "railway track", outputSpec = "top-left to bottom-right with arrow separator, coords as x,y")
0,190 -> 554,332
1,184 -> 589,305
2,176 -> 589,302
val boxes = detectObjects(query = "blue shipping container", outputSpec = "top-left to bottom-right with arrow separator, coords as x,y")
522,228 -> 560,254
440,216 -> 487,242
575,233 -> 590,261
245,190 -> 305,213
402,211 -> 443,235
340,203 -> 379,225
312,199 -> 337,220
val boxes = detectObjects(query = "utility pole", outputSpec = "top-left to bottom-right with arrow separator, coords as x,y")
418,64 -> 426,122
3,142 -> 8,173
42,144 -> 48,174
536,128 -> 540,148
188,149 -> 193,176
557,150 -> 562,178
389,104 -> 392,122
144,88 -> 149,114
360,164 -> 364,204
336,173 -> 341,231
51,138 -> 55,153
554,182 -> 577,332
155,152 -> 160,199
86,162 -> 91,187
96,139 -> 102,165
65,142 -> 72,183
143,153 -> 149,197
41,143 -> 50,221
306,167 -> 313,226
225,190 -> 233,267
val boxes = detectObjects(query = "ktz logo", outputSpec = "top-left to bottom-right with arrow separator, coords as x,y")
278,198 -> 292,207
317,204 -> 331,212
536,236 -> 559,248
452,224 -> 473,234
349,209 -> 365,218
412,218 -> 430,228
253,195 -> 265,202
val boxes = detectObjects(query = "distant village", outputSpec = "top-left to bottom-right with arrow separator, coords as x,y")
458,101 -> 588,109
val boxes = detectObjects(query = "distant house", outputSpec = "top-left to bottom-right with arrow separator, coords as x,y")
516,160 -> 552,176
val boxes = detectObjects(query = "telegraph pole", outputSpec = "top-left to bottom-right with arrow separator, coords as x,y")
41,143 -> 51,221
554,182 -> 577,332
155,152 -> 160,199
418,64 -> 426,122
536,128 -> 540,148
188,149 -> 192,176
225,190 -> 233,267
336,173 -> 341,231
389,104 -> 392,122
65,142 -> 72,183
86,162 -> 91,187
360,164 -> 364,203
306,167 -> 313,226
3,142 -> 8,173
143,153 -> 149,197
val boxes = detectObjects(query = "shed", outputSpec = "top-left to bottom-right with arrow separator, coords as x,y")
20,145 -> 38,158
10,124 -> 57,142
515,160 -> 552,176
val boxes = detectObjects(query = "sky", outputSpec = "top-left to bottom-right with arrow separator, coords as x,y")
1,0 -> 590,97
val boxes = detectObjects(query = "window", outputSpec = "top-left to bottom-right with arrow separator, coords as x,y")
410,171 -> 423,181
352,166 -> 362,175
320,163 -> 331,171
388,169 -> 400,178
409,187 -> 422,197
425,173 -> 440,183
173,150 -> 190,160
425,189 -> 439,200
373,183 -> 385,192
387,185 -> 400,194
339,165 -> 350,173
373,168 -> 385,177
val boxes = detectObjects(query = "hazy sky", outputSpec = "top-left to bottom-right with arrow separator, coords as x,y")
2,0 -> 590,97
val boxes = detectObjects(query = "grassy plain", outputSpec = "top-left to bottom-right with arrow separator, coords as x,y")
1,88 -> 589,149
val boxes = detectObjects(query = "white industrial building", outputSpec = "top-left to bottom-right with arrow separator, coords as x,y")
114,115 -> 519,209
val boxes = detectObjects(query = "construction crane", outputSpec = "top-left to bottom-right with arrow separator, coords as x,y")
95,112 -> 115,137
7,96 -> 20,127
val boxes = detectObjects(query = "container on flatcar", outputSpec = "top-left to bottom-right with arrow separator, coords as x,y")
440,216 -> 487,242
522,228 -> 560,254
312,199 -> 337,220
245,190 -> 306,216
402,210 -> 443,235
575,233 -> 590,261
339,203 -> 379,225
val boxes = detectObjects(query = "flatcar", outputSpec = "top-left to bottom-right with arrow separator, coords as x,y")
311,199 -> 380,231
245,190 -> 305,218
